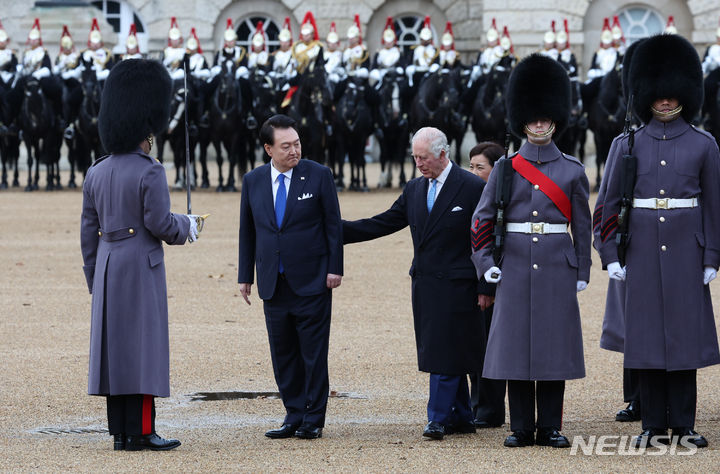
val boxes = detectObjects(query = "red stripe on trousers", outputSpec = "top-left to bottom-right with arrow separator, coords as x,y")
142,395 -> 152,435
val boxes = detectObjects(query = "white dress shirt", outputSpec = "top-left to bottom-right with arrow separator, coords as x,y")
270,161 -> 293,204
427,160 -> 452,202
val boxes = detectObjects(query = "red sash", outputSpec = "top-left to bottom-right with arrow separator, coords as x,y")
512,154 -> 572,221
280,86 -> 298,108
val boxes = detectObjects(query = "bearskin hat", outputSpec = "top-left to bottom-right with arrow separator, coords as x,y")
621,38 -> 645,102
628,34 -> 703,124
506,53 -> 571,139
98,59 -> 172,154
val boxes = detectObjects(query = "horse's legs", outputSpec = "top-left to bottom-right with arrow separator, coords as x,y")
1,158 -> 7,189
214,141 -> 224,192
199,142 -> 209,188
24,141 -> 33,191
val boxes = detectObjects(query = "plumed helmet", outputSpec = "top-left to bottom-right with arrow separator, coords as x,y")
628,34 -> 703,124
506,53 -> 571,138
98,59 -> 172,154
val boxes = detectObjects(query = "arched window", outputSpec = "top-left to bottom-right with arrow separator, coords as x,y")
236,16 -> 281,53
90,0 -> 147,53
395,15 -> 437,56
616,7 -> 664,45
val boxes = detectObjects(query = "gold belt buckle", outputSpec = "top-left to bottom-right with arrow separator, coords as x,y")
656,198 -> 667,209
532,223 -> 544,234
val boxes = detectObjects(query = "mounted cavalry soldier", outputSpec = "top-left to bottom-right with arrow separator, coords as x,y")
54,26 -> 82,139
324,22 -> 344,84
406,16 -> 438,87
82,58 -> 202,451
587,18 -> 619,81
474,18 -> 504,76
555,19 -> 577,79
438,21 -> 460,69
369,17 -> 404,86
184,28 -> 209,80
82,18 -> 114,82
343,15 -> 370,79
538,21 -> 558,61
248,21 -> 271,72
54,26 -> 79,77
0,20 -> 18,90
292,12 -> 322,75
598,33 -> 720,449
162,17 -> 185,79
121,24 -> 142,61
471,53 -> 591,449
611,15 -> 626,55
272,17 -> 294,81
702,19 -> 720,74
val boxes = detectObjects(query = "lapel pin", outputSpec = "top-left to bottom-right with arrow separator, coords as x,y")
300,176 -> 305,180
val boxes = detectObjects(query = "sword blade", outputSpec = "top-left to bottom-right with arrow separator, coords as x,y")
183,61 -> 191,214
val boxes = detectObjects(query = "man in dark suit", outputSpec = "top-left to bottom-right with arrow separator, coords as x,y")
343,127 -> 489,440
238,114 -> 343,440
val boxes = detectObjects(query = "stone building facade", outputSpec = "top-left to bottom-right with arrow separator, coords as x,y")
3,0 -> 719,79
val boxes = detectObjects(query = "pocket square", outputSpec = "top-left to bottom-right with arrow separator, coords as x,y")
298,193 -> 313,200
451,206 -> 463,212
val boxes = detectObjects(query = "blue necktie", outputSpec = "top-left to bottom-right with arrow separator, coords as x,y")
275,174 -> 286,273
427,178 -> 437,212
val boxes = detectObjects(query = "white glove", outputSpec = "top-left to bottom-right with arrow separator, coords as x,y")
576,280 -> 588,292
704,266 -> 717,285
607,261 -> 626,281
235,66 -> 249,79
395,66 -> 404,75
170,68 -> 185,80
187,215 -> 199,243
429,63 -> 440,73
31,67 -> 50,79
484,266 -> 502,283
96,69 -> 109,81
354,67 -> 369,79
192,68 -> 211,79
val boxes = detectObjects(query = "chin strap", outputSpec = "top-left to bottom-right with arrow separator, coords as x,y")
523,121 -> 556,138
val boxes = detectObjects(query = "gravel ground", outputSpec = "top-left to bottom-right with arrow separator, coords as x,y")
2,161 -> 720,472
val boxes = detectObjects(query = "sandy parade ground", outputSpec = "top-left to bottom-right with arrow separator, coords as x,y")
2,156 -> 720,472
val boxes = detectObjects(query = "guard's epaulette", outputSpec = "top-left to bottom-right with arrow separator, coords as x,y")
689,124 -> 716,141
90,154 -> 110,167
560,152 -> 584,166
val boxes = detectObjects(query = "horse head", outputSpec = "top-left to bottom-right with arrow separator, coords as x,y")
249,70 -> 279,122
296,53 -> 330,127
378,69 -> 405,128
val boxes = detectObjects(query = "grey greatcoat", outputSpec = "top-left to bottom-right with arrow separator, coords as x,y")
81,150 -> 189,397
599,118 -> 720,371
471,141 -> 591,381
593,137 -> 626,353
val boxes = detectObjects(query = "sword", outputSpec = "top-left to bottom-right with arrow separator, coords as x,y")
183,61 -> 209,230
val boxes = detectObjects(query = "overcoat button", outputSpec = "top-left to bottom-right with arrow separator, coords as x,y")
532,264 -> 538,270
129,228 -> 135,234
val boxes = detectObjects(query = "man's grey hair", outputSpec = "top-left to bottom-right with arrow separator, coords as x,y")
412,127 -> 450,160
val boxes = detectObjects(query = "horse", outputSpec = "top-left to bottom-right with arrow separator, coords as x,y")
470,62 -> 518,152
248,68 -> 280,164
208,65 -> 243,192
702,67 -> 720,146
165,75 -> 204,190
409,68 -> 465,164
336,75 -> 374,191
554,78 -> 587,163
73,60 -> 104,183
583,68 -> 625,191
15,75 -> 57,191
286,50 -> 333,165
375,69 -> 410,188
0,84 -> 20,189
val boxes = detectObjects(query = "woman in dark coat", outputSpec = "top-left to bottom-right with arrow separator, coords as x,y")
80,59 -> 199,451
599,34 -> 720,448
471,54 -> 591,448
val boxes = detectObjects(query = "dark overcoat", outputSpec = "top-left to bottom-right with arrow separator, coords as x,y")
343,163 -> 488,375
599,118 -> 720,370
81,150 -> 189,397
471,141 -> 591,381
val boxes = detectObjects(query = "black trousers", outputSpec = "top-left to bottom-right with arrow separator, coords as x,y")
470,304 -> 506,425
638,369 -> 696,430
106,394 -> 155,436
264,275 -> 331,428
623,368 -> 641,404
507,380 -> 565,432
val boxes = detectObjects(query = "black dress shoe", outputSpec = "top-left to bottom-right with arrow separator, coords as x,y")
504,430 -> 534,447
422,421 -> 445,440
671,429 -> 708,448
294,424 -> 323,439
113,434 -> 125,451
265,423 -> 300,439
445,421 -> 476,434
634,429 -> 669,448
125,433 -> 181,451
615,401 -> 641,422
536,428 -> 570,448
474,418 -> 503,429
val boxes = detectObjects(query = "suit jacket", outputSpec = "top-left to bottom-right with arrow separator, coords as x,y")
238,159 -> 343,300
343,163 -> 487,375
